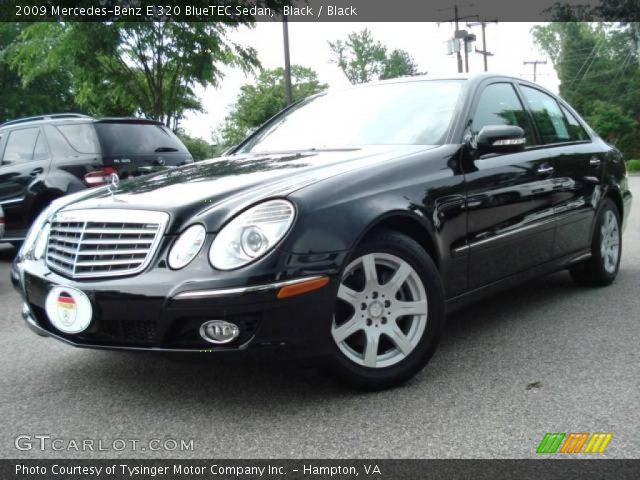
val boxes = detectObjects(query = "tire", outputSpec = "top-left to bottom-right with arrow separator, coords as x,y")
326,230 -> 444,390
569,198 -> 622,286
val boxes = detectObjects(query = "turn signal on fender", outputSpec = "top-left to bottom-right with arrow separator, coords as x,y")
277,276 -> 330,299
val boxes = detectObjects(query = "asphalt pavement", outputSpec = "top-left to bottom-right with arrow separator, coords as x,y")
1,178 -> 639,459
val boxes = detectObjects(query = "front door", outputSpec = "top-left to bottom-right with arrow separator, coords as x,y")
463,81 -> 557,290
0,126 -> 50,237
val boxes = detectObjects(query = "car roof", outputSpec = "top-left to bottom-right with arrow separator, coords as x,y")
316,72 -> 559,104
0,114 -> 163,130
368,72 -> 539,87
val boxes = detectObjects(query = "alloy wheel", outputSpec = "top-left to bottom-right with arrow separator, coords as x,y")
601,209 -> 620,274
332,253 -> 428,369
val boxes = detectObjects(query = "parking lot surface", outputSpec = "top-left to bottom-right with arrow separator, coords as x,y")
1,177 -> 639,459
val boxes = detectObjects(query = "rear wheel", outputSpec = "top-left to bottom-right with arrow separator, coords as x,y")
570,198 -> 621,286
327,230 -> 444,390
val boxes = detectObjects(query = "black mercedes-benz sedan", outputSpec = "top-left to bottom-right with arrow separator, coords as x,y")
11,74 -> 632,389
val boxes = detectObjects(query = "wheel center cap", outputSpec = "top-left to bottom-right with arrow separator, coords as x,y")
368,301 -> 383,319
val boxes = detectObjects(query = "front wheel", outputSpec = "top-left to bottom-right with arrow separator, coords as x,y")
327,230 -> 444,390
570,198 -> 622,286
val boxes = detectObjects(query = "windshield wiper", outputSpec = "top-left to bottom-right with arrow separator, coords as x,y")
154,147 -> 179,153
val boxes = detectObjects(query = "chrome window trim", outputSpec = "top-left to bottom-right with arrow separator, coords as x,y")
46,208 -> 169,279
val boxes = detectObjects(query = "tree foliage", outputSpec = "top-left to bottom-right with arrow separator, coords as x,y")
177,131 -> 219,161
533,21 -> 640,157
0,23 -> 76,123
329,29 -> 418,84
218,65 -> 327,147
6,21 -> 262,128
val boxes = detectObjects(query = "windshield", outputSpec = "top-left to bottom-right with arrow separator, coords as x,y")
95,123 -> 188,156
241,80 -> 464,153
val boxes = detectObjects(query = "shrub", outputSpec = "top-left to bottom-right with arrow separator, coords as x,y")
176,132 -> 218,161
626,159 -> 640,173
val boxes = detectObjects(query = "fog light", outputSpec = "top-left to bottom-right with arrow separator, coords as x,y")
199,320 -> 240,344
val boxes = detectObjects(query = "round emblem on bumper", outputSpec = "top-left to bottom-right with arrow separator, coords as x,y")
45,286 -> 93,334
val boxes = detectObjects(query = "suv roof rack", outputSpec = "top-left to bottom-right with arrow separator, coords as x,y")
0,113 -> 93,128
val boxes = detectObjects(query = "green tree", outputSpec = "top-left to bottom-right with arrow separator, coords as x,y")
381,49 -> 418,80
0,23 -> 76,123
329,29 -> 418,84
177,131 -> 219,161
218,65 -> 327,147
8,21 -> 262,128
329,29 -> 387,84
586,100 -> 637,152
533,22 -> 640,157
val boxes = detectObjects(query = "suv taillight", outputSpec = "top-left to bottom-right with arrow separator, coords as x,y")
84,167 -> 118,186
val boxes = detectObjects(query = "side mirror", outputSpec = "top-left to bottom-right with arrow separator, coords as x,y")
475,125 -> 526,154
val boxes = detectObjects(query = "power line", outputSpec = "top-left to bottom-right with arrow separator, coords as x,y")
569,40 -> 602,88
523,60 -> 547,82
467,20 -> 497,71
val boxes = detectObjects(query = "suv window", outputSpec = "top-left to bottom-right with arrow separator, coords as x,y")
44,125 -> 77,158
1,127 -> 40,164
56,124 -> 100,154
94,123 -> 188,156
520,86 -> 574,144
560,105 -> 589,141
471,83 -> 535,146
32,131 -> 49,161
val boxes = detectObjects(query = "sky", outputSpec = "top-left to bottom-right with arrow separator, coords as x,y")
182,22 -> 558,141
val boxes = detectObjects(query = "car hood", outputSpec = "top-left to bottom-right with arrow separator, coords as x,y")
64,145 -> 437,233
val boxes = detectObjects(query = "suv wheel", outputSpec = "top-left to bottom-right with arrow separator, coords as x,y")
327,230 -> 444,390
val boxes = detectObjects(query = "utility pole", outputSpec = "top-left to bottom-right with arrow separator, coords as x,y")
467,20 -> 497,71
438,4 -> 478,74
282,16 -> 293,106
454,5 -> 462,73
523,60 -> 547,82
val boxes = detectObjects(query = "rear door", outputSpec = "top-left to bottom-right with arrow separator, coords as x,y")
92,121 -> 193,179
0,126 -> 51,237
463,81 -> 558,289
516,84 -> 603,258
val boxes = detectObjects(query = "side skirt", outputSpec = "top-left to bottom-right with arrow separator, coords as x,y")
444,250 -> 592,314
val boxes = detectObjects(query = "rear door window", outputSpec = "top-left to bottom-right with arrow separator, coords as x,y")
94,123 -> 188,156
520,86 -> 573,144
56,124 -> 100,154
1,127 -> 40,163
32,131 -> 49,161
560,105 -> 590,141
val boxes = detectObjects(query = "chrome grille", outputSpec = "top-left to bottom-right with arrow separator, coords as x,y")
46,209 -> 169,279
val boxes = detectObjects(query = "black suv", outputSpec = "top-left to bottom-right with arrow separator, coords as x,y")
0,114 -> 193,243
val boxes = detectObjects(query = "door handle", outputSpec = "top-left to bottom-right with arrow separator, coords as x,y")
537,165 -> 554,175
29,167 -> 43,176
590,157 -> 601,167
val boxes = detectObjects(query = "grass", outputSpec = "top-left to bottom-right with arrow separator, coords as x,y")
627,159 -> 640,173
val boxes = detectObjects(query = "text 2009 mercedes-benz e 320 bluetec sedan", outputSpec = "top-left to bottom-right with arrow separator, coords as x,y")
11,74 -> 632,389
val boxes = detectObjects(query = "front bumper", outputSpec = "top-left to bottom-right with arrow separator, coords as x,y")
12,252 -> 343,358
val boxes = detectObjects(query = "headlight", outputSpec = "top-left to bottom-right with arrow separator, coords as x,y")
20,204 -> 59,258
168,224 -> 206,270
209,199 -> 295,270
33,222 -> 51,260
